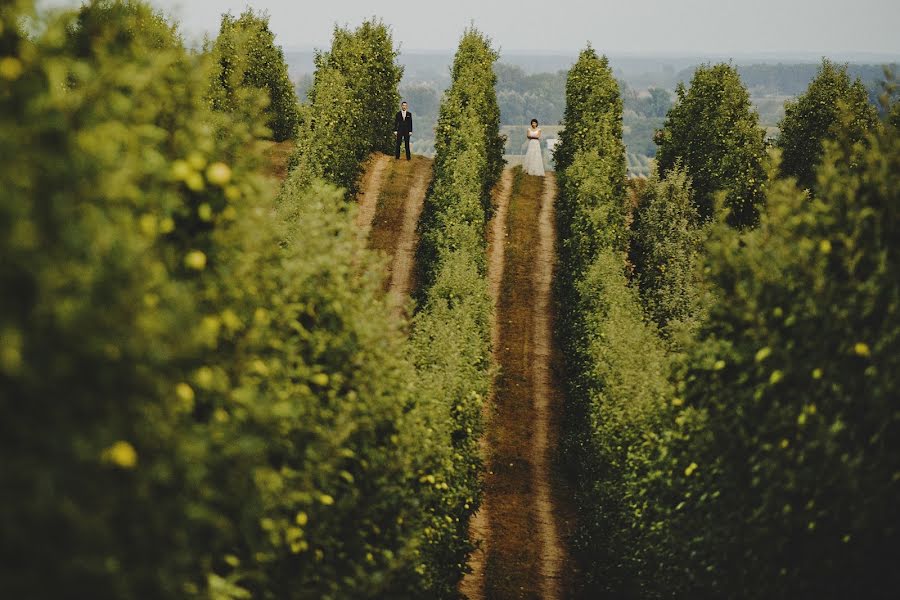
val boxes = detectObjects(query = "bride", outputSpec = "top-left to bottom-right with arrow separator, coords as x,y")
523,119 -> 545,177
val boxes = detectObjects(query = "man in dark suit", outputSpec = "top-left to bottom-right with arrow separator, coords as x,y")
393,101 -> 413,160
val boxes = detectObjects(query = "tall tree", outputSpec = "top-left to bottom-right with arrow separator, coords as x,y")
554,46 -> 627,270
315,20 -> 403,155
656,63 -> 767,227
290,19 -> 403,194
209,9 -> 299,141
66,0 -> 180,55
777,59 -> 878,190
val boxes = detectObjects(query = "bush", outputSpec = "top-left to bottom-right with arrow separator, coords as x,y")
553,46 -> 667,594
563,91 -> 900,598
318,20 -> 403,155
201,176 -> 450,600
290,68 -> 361,193
566,250 -> 676,596
208,8 -> 299,141
554,46 -> 627,270
553,45 -> 627,387
777,59 -> 878,190
656,63 -> 767,227
0,3 -> 266,596
66,0 -> 181,54
432,30 -> 505,214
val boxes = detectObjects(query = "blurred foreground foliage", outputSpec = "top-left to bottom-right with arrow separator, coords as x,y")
0,2 -> 486,598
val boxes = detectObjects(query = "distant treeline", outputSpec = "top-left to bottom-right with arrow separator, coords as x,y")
677,63 -> 898,96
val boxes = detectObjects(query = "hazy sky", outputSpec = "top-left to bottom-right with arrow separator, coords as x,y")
40,0 -> 900,56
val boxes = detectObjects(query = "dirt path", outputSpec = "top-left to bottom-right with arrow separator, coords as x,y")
531,174 -> 566,599
387,165 -> 430,306
366,156 -> 431,296
464,170 -> 578,600
461,168 -> 514,600
354,153 -> 391,237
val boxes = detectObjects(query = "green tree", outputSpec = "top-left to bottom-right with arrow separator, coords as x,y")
628,168 -> 705,334
290,20 -> 402,195
316,20 -> 403,155
66,0 -> 180,55
209,9 -> 299,141
0,3 -> 481,598
554,46 -> 627,284
657,110 -> 900,598
291,68 -> 360,192
656,63 -> 767,227
409,27 -> 502,595
777,59 -> 878,190
0,2 -> 268,595
430,28 -> 504,212
554,47 -> 645,592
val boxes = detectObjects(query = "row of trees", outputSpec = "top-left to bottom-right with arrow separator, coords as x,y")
406,29 -> 505,594
0,2 -> 495,598
556,46 -> 899,597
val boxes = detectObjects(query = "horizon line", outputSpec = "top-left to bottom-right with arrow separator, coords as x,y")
280,45 -> 900,59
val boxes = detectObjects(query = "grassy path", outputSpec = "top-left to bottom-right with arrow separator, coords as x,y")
462,167 -> 514,599
364,155 -> 432,305
465,168 -> 580,599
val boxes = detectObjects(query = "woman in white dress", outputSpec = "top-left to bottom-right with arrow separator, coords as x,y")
523,119 -> 545,177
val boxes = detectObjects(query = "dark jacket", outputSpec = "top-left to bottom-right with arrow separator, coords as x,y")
394,111 -> 413,135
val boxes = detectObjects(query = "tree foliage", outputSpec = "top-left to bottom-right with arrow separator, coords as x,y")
290,20 -> 403,196
562,46 -> 900,596
432,29 -> 505,208
628,168 -> 705,335
650,113 -> 900,598
553,46 -> 647,592
656,63 -> 767,227
208,8 -> 299,142
66,0 -> 180,55
0,3 -> 482,598
409,27 -> 503,596
777,59 -> 878,190
318,20 -> 403,154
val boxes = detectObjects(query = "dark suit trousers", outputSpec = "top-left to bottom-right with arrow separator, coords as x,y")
395,132 -> 411,160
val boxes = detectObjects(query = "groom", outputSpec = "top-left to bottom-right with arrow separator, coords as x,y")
393,101 -> 413,160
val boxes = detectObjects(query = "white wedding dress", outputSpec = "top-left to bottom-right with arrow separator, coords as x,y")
523,127 -> 545,176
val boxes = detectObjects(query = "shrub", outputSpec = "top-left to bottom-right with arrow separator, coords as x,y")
656,63 -> 767,227
777,59 -> 878,190
66,0 -> 181,54
566,250 -> 676,596
554,46 -> 627,272
567,100 -> 900,598
553,49 -> 628,401
290,68 -> 360,192
200,176 -> 450,600
0,3 -> 266,596
553,46 -> 668,595
432,31 -> 504,214
318,20 -> 403,156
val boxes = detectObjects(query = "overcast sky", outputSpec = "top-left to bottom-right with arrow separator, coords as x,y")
39,0 -> 900,56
